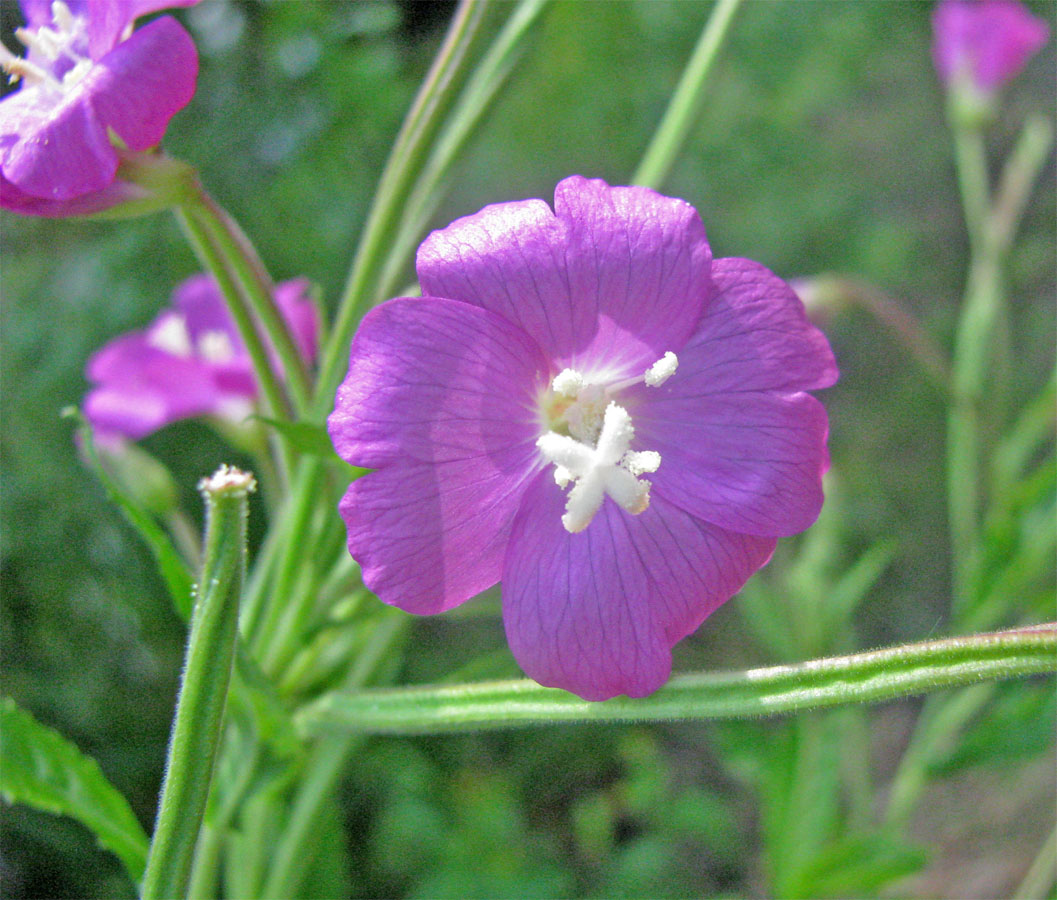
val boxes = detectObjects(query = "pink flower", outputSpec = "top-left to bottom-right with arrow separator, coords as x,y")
85,274 -> 318,441
0,0 -> 199,215
932,0 -> 1049,93
328,177 -> 838,700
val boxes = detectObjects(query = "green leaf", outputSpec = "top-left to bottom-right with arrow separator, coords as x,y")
66,410 -> 194,619
295,626 -> 1057,736
251,415 -> 341,459
0,697 -> 150,883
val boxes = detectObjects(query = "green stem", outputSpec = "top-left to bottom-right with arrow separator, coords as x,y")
315,0 -> 489,416
141,467 -> 255,900
184,188 -> 312,414
376,0 -> 551,301
296,625 -> 1056,737
991,116 -> 1054,255
632,0 -> 742,189
259,615 -> 407,900
175,209 -> 293,428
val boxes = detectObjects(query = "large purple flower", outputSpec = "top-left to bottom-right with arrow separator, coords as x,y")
0,0 -> 198,214
328,177 -> 838,701
85,273 -> 318,441
932,0 -> 1049,93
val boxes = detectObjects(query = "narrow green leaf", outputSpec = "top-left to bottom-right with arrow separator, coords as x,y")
0,697 -> 150,883
66,410 -> 194,619
296,626 -> 1057,736
250,415 -> 340,460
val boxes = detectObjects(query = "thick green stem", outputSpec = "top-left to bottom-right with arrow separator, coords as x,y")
632,0 -> 742,190
141,467 -> 255,900
296,625 -> 1056,736
315,0 -> 489,415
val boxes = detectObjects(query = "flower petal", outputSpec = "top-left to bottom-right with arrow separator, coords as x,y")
340,452 -> 541,615
84,332 -> 219,439
0,86 -> 117,199
329,296 -> 550,614
328,296 -> 549,468
86,0 -> 199,59
631,257 -> 835,537
416,175 -> 710,377
502,470 -> 776,701
84,15 -> 198,152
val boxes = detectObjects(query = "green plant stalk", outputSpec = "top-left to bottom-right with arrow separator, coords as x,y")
141,467 -> 255,900
183,188 -> 312,413
260,615 -> 408,900
296,625 -> 1056,736
376,0 -> 551,300
315,0 -> 489,415
632,0 -> 743,190
175,209 -> 294,437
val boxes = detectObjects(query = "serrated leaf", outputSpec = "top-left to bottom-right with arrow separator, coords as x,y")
0,697 -> 150,883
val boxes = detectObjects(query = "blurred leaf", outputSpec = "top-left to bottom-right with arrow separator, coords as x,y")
0,697 -> 150,884
822,538 -> 897,636
251,415 -> 341,460
790,833 -> 927,898
68,410 -> 194,619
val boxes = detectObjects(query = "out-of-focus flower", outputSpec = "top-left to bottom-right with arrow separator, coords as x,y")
932,0 -> 1049,94
85,274 -> 318,441
328,176 -> 838,701
0,0 -> 199,215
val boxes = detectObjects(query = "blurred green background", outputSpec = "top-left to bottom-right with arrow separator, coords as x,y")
1,1 -> 1054,897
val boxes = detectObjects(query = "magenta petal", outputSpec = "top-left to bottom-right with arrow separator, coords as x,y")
417,175 -> 710,376
0,87 -> 117,199
84,332 -> 218,439
503,470 -> 776,701
84,16 -> 198,152
679,257 -> 838,394
328,296 -> 550,614
340,452 -> 541,615
932,0 -> 1049,90
0,169 -> 146,215
328,296 -> 550,468
85,0 -> 199,59
274,277 -> 319,364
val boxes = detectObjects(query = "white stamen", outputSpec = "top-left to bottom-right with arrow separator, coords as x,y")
537,402 -> 661,533
147,314 -> 193,357
551,368 -> 584,398
644,351 -> 678,387
198,330 -> 236,363
52,1 -> 76,33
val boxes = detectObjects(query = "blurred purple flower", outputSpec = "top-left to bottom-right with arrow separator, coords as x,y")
932,0 -> 1049,92
85,274 -> 318,441
0,0 -> 199,214
328,177 -> 838,701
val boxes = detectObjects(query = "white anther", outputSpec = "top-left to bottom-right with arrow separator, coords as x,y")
622,450 -> 661,477
52,1 -> 76,33
644,351 -> 678,387
551,368 -> 584,398
148,313 -> 193,357
537,401 -> 661,533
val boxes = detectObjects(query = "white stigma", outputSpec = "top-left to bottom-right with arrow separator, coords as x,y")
537,402 -> 660,533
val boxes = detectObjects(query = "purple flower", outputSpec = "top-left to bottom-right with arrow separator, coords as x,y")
0,0 -> 198,214
932,0 -> 1049,93
328,177 -> 837,701
85,274 -> 318,441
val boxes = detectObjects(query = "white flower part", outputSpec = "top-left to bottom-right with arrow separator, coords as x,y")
3,2 -> 88,89
536,402 -> 662,533
198,330 -> 237,363
148,313 -> 193,357
644,351 -> 678,387
551,368 -> 584,398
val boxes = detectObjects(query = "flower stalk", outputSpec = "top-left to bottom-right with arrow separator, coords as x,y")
140,466 -> 254,900
295,625 -> 1056,736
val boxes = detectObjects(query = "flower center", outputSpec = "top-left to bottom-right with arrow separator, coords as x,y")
536,352 -> 677,533
0,1 -> 91,93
